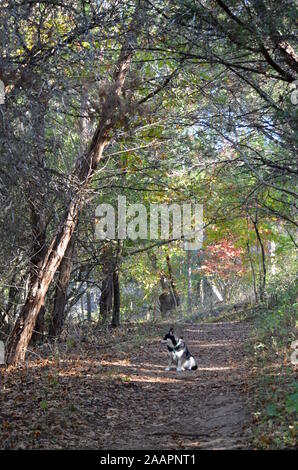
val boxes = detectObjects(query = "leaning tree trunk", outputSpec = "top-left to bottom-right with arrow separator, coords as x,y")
49,79 -> 90,337
5,201 -> 80,364
28,201 -> 48,342
5,7 -> 144,365
31,305 -> 45,345
48,237 -> 75,337
27,82 -> 49,345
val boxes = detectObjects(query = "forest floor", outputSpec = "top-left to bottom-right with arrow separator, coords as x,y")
0,321 -> 253,449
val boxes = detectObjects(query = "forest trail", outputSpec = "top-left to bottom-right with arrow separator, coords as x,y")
0,321 -> 252,450
101,321 -> 252,450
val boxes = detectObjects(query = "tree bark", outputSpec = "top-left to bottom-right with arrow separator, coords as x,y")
252,219 -> 266,302
111,268 -> 120,328
24,77 -> 50,345
48,79 -> 90,337
246,212 -> 258,303
5,6 -> 144,365
246,240 -> 258,303
187,251 -> 192,315
31,305 -> 45,344
166,253 -> 180,307
0,273 -> 17,328
99,276 -> 113,323
48,237 -> 75,337
86,291 -> 92,322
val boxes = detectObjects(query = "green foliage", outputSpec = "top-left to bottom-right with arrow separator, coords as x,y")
250,278 -> 297,449
285,387 -> 298,414
39,400 -> 48,411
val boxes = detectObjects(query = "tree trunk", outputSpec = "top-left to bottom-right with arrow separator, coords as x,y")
99,276 -> 113,323
31,305 -> 45,344
111,241 -> 123,327
111,267 -> 120,328
187,251 -> 192,315
26,203 -> 48,344
48,237 -> 75,337
246,240 -> 258,303
26,82 -> 49,344
252,218 -> 266,302
166,253 -> 180,307
5,9 -> 143,364
48,81 -> 90,337
0,273 -> 17,327
86,291 -> 92,322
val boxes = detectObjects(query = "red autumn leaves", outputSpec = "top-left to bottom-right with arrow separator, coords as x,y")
200,239 -> 246,279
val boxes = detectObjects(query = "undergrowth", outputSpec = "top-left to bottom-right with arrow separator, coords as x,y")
248,282 -> 297,449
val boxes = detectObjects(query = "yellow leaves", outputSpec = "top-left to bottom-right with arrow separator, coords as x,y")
161,194 -> 173,204
81,41 -> 91,50
15,48 -> 24,56
14,12 -> 75,54
118,153 -> 143,172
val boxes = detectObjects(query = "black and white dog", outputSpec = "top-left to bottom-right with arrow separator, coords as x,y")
162,327 -> 197,372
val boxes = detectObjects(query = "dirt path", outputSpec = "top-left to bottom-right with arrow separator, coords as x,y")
99,321 -> 252,450
0,321 -> 252,450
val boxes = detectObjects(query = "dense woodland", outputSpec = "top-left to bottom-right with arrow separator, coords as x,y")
0,0 -> 297,450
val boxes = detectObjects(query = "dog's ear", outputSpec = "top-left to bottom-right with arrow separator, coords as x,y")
169,327 -> 174,334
